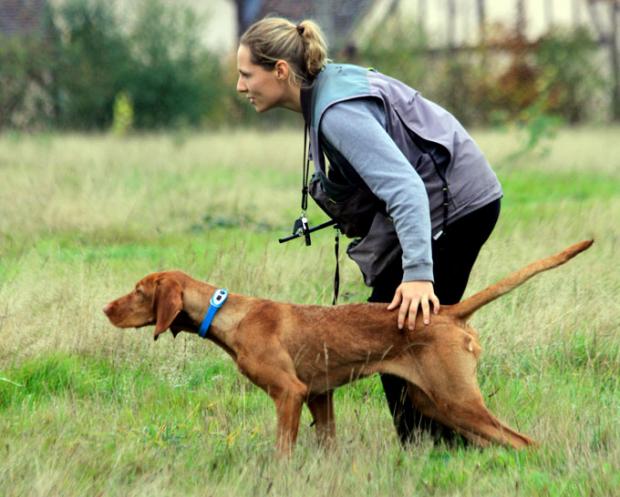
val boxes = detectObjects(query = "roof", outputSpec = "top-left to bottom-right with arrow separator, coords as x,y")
236,0 -> 375,46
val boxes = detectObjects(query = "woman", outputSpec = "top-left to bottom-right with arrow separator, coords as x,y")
236,17 -> 502,445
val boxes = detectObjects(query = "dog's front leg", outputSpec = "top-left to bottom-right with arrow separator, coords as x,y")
307,390 -> 335,448
236,351 -> 308,456
271,382 -> 307,456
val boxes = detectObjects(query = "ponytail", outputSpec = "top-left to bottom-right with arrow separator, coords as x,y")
240,17 -> 329,85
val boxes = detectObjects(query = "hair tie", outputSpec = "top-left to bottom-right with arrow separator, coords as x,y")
296,24 -> 305,36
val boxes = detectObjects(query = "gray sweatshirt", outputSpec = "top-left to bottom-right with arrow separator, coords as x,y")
304,64 -> 502,287
320,98 -> 434,282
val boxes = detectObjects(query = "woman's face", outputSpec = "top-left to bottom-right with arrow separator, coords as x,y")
236,44 -> 288,113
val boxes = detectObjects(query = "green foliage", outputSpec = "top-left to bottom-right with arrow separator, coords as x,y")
0,0 -> 235,131
534,28 -> 603,124
112,91 -> 134,135
1,4 -> 609,131
498,103 -> 564,166
357,22 -> 605,127
0,33 -> 55,129
53,0 -> 130,129
122,0 -> 226,128
359,18 -> 428,91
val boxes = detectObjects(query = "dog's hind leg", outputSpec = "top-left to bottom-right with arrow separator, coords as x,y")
384,339 -> 534,448
405,352 -> 535,448
307,390 -> 335,447
432,394 -> 535,448
408,383 -> 504,447
406,383 -> 490,447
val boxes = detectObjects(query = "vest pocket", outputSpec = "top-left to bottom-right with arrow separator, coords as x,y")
346,213 -> 402,287
308,173 -> 379,238
308,172 -> 403,287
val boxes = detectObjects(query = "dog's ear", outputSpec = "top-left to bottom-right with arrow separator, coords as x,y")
153,277 -> 183,340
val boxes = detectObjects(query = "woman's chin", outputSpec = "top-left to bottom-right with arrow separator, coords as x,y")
248,99 -> 273,113
254,105 -> 271,113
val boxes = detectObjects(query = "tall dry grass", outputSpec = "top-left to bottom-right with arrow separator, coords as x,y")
0,127 -> 618,496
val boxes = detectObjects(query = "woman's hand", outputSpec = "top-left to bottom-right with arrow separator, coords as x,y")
387,281 -> 440,330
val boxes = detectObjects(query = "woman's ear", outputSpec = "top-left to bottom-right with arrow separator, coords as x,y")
274,59 -> 290,81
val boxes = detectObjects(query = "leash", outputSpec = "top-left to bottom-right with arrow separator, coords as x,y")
198,288 -> 228,338
278,219 -> 336,243
278,122 -> 341,305
278,84 -> 342,305
278,123 -> 339,243
332,227 -> 340,305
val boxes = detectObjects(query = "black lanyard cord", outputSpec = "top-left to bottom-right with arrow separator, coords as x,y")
332,227 -> 340,305
299,120 -> 340,305
301,124 -> 310,212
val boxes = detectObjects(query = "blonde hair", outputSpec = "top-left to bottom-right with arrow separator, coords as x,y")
240,17 -> 329,85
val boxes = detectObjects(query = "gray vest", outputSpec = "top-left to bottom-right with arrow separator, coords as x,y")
309,64 -> 502,233
303,64 -> 502,285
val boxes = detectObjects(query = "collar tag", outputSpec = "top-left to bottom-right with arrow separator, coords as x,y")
199,288 -> 228,338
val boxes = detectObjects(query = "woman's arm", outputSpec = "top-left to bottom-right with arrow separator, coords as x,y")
321,98 -> 439,327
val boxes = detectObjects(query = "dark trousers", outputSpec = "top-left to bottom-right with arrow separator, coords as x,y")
368,199 -> 501,445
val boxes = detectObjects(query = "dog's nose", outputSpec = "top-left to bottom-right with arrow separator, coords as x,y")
102,303 -> 112,316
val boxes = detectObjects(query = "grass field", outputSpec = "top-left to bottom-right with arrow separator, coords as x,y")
0,126 -> 618,496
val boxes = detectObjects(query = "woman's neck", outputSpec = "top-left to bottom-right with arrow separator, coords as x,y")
280,84 -> 302,113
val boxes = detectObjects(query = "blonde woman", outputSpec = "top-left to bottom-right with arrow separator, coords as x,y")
236,17 -> 502,446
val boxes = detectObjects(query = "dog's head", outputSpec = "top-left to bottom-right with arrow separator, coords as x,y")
103,272 -> 185,340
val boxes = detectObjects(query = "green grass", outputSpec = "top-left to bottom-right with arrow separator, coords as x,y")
0,126 -> 619,496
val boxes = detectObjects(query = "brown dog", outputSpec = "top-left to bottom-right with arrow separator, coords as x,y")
103,240 -> 592,455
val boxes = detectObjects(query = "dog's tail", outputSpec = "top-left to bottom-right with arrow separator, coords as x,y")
446,239 -> 593,321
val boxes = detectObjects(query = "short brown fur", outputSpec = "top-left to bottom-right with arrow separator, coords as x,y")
103,240 -> 592,455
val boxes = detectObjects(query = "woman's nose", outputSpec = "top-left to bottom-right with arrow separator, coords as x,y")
236,77 -> 247,93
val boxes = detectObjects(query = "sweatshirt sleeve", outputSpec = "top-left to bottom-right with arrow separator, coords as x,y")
320,98 -> 434,282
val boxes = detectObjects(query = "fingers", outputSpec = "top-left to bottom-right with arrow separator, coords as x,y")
387,289 -> 408,329
416,293 -> 442,327
399,296 -> 415,330
420,296 -> 430,326
387,281 -> 441,330
431,294 -> 440,314
386,288 -> 402,311
418,293 -> 440,325
388,289 -> 410,330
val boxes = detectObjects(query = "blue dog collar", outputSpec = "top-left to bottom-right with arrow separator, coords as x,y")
199,288 -> 228,338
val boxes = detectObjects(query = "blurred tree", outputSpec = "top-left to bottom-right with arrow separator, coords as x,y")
0,0 -> 58,129
53,0 -> 130,128
124,0 -> 207,128
516,0 -> 527,38
586,0 -> 619,120
476,0 -> 487,43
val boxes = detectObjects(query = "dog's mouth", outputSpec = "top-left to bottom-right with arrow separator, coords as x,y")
133,320 -> 155,330
110,311 -> 196,339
